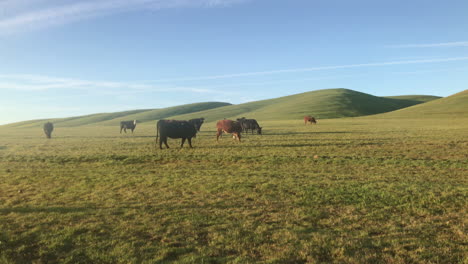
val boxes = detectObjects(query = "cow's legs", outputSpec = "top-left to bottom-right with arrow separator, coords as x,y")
181,138 -> 186,147
236,133 -> 241,142
120,127 -> 123,133
187,138 -> 193,148
216,129 -> 222,142
159,137 -> 170,149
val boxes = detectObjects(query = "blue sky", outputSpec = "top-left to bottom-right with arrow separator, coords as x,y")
1,0 -> 467,124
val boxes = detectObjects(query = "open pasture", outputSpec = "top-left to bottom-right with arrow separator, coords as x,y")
0,118 -> 467,263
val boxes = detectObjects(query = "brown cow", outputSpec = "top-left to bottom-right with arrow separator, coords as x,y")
216,120 -> 242,142
304,116 -> 317,125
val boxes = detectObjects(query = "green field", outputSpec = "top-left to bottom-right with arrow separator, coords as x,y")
0,115 -> 466,263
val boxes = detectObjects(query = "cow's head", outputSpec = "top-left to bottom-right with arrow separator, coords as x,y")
257,127 -> 262,135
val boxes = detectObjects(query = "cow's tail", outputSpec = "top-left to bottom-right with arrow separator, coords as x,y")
155,120 -> 160,148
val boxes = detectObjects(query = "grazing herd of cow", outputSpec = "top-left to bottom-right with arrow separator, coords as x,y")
43,116 -> 317,149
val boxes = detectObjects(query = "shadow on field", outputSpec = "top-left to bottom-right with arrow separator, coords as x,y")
205,141 -> 383,149
0,207 -> 91,214
53,135 -> 157,139
267,131 -> 351,136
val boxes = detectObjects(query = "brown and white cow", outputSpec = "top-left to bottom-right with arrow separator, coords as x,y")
156,120 -> 198,149
304,116 -> 317,125
216,119 -> 242,142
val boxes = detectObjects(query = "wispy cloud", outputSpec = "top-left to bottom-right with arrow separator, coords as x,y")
387,41 -> 468,48
145,56 -> 468,82
2,56 -> 467,93
0,74 -> 233,95
0,0 -> 247,35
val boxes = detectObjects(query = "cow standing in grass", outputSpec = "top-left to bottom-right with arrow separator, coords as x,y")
156,120 -> 198,149
304,116 -> 317,125
239,119 -> 262,135
43,122 -> 54,139
188,118 -> 205,131
216,119 -> 242,142
120,120 -> 137,133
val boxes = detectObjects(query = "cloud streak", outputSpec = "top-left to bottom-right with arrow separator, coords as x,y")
146,56 -> 468,82
0,74 -> 233,95
3,56 -> 467,92
0,0 -> 247,35
387,41 -> 468,48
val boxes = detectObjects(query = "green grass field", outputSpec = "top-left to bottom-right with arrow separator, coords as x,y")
0,116 -> 466,263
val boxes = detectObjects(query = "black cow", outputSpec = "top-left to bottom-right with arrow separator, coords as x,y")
43,122 -> 54,139
156,120 -> 198,149
237,118 -> 262,135
120,120 -> 137,133
188,118 -> 205,131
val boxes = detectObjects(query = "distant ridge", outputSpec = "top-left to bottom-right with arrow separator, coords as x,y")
383,95 -> 441,103
2,88 -> 447,127
5,102 -> 231,128
169,89 -> 441,122
376,89 -> 468,118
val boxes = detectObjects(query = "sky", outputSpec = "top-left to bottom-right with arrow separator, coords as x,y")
1,0 -> 467,125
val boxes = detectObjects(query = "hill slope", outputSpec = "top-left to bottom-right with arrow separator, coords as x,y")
5,109 -> 151,128
2,89 -> 447,127
5,102 -> 230,128
376,90 -> 468,118
95,102 -> 231,126
168,89 -> 440,122
383,95 -> 441,103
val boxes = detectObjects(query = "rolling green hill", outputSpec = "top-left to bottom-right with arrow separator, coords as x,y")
2,89 -> 449,127
5,109 -> 151,128
383,95 -> 441,103
95,102 -> 231,126
4,102 -> 230,128
169,89 -> 441,122
376,89 -> 468,118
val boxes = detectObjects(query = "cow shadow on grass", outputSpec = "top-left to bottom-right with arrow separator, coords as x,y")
0,206 -> 92,214
202,141 -> 384,149
55,135 -> 156,139
266,131 -> 351,136
0,203 -> 242,214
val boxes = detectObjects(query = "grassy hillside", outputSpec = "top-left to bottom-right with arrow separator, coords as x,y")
376,90 -> 468,118
96,102 -> 231,126
4,109 -> 150,128
169,88 -> 438,122
4,102 -> 231,128
383,95 -> 441,103
1,89 -> 448,127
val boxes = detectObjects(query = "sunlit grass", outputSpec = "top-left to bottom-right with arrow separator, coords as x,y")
0,118 -> 466,263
